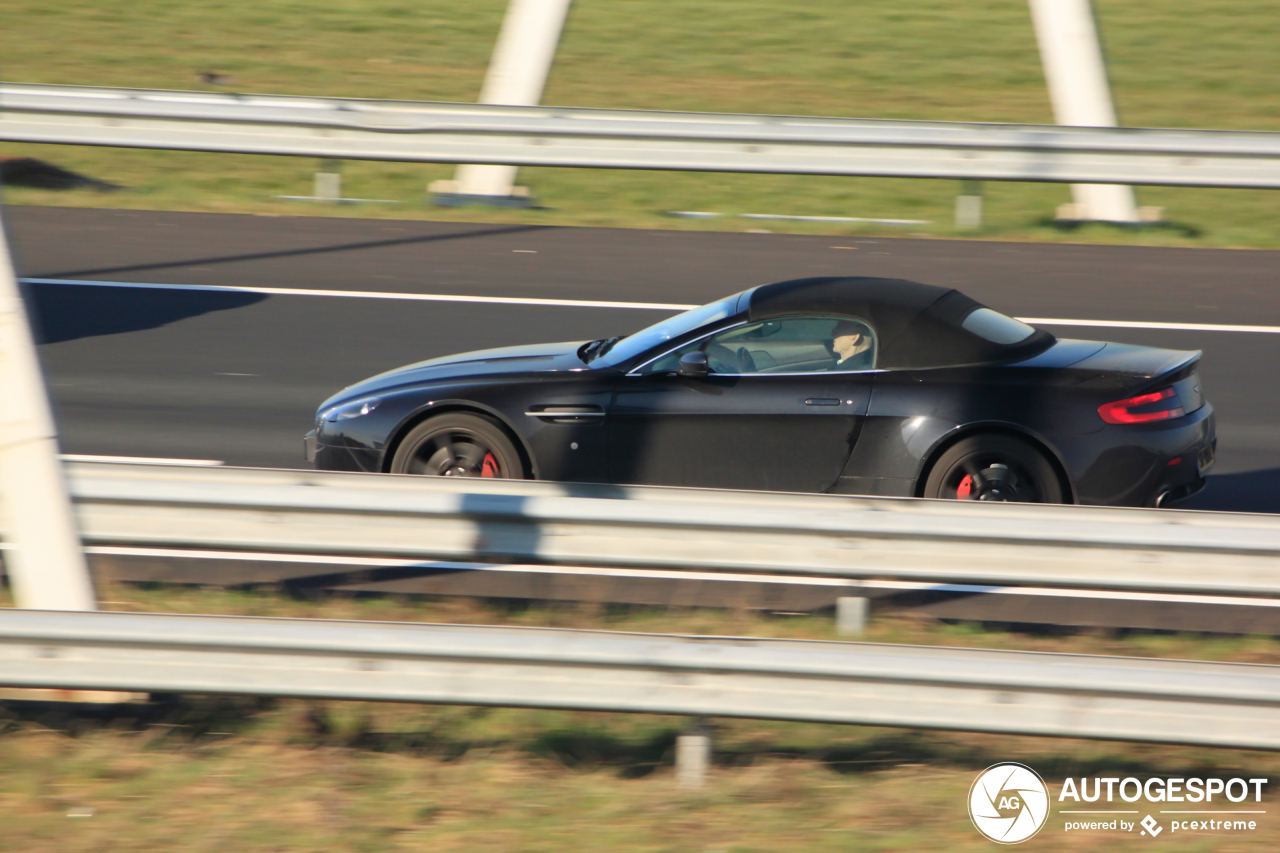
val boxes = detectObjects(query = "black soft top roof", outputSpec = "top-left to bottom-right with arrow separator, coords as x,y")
747,276 -> 1053,369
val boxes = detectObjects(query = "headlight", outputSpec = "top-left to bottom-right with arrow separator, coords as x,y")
321,397 -> 382,422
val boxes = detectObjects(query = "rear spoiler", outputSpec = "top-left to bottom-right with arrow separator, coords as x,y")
1073,344 -> 1202,389
1144,350 -> 1202,388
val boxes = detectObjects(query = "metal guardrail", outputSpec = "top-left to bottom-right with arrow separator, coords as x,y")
3,83 -> 1279,188
55,461 -> 1280,598
1,608 -> 1277,748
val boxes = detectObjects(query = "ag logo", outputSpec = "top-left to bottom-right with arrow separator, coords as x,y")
969,763 -> 1050,844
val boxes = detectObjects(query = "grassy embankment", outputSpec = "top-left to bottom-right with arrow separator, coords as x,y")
0,0 -> 1277,248
2,584 -> 1280,851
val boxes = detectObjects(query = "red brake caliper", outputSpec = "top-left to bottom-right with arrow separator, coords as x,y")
957,474 -> 973,499
480,452 -> 499,478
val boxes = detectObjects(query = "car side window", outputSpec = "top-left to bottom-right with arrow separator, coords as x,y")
638,317 -> 876,374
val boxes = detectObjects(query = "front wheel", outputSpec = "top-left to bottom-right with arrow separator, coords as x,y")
922,434 -> 1064,504
390,413 -> 526,479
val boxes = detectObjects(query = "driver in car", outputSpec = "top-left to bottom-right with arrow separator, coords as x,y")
830,319 -> 873,369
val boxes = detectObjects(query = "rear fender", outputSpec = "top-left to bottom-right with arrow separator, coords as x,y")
916,421 -> 1076,503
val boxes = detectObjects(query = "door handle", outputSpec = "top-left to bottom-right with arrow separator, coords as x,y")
804,398 -> 842,407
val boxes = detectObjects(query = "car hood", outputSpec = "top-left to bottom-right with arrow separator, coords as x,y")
324,340 -> 592,404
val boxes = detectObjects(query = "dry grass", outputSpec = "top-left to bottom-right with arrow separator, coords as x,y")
2,691 -> 1279,851
3,585 -> 1280,850
80,582 -> 1280,665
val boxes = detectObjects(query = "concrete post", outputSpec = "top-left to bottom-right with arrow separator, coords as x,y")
1027,0 -> 1139,223
0,204 -> 95,611
444,0 -> 574,202
676,721 -> 711,789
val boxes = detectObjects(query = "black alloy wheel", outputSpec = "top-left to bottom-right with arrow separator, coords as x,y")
390,413 -> 526,479
923,434 -> 1064,504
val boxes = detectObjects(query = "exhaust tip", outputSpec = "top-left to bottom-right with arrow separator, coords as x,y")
1153,478 -> 1208,508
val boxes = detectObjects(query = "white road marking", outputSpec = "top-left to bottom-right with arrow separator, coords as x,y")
78,546 -> 860,585
740,212 -> 927,225
861,579 -> 1280,607
61,454 -> 225,467
22,277 -> 1280,333
23,277 -> 695,311
56,545 -> 1280,608
1022,317 -> 1280,334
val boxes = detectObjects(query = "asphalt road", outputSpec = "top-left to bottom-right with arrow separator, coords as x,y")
9,205 -> 1280,512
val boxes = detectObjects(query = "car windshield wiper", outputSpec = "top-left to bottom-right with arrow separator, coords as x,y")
591,336 -> 623,362
580,336 -> 622,363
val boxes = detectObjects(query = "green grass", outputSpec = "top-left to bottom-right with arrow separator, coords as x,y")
1,0 -> 1277,247
4,584 -> 1280,851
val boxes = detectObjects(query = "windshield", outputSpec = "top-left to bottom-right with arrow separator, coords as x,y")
590,294 -> 741,367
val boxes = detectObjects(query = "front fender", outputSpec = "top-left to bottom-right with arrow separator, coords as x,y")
380,396 -> 536,476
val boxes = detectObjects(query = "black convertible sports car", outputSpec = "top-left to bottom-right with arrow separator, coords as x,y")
306,276 -> 1215,507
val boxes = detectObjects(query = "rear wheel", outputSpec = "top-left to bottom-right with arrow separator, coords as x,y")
390,413 -> 526,479
923,434 -> 1064,504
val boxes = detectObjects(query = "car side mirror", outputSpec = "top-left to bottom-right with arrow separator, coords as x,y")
677,351 -> 710,378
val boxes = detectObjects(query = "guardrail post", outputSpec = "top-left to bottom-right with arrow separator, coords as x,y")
836,596 -> 869,637
313,159 -> 342,202
0,204 -> 95,611
1027,0 -> 1139,223
676,720 -> 711,789
436,0 -> 574,205
955,181 -> 983,229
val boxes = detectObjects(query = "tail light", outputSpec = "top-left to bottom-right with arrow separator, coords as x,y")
1098,387 -> 1185,425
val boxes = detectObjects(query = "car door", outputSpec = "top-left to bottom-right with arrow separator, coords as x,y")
607,317 -> 876,492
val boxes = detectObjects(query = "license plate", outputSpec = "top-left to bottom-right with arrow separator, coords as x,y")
1197,443 -> 1215,474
